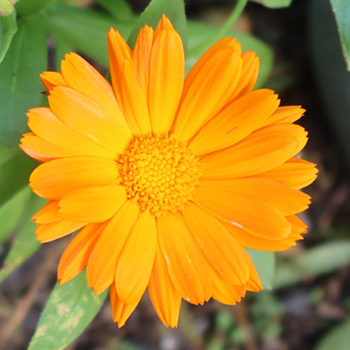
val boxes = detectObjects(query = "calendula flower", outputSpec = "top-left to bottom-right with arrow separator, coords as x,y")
20,15 -> 317,327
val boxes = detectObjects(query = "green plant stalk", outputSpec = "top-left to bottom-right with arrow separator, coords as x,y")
187,0 -> 248,57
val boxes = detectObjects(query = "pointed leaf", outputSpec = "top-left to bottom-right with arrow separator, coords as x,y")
96,0 -> 134,21
28,271 -> 107,350
250,0 -> 293,8
15,0 -> 54,16
0,13 -> 47,148
127,0 -> 187,50
0,9 -> 17,63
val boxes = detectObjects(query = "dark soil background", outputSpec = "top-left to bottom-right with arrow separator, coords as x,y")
1,0 -> 349,349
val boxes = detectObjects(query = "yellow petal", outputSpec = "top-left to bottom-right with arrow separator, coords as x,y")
194,180 -> 291,240
61,53 -> 131,137
58,186 -> 127,222
35,220 -> 86,243
40,71 -> 67,91
201,124 -> 308,179
110,283 -> 140,327
157,213 -> 212,304
48,87 -> 131,155
58,223 -> 104,284
189,89 -> 279,155
182,203 -> 250,285
27,108 -> 116,159
174,49 -> 242,141
120,58 -> 151,135
107,28 -> 132,109
30,157 -> 119,199
86,201 -> 139,295
261,157 -> 318,190
148,27 -> 184,133
115,210 -> 157,303
20,133 -> 76,162
148,246 -> 182,328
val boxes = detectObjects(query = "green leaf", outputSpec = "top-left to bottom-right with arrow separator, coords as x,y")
187,20 -> 273,87
250,0 -> 293,8
43,3 -> 136,67
15,0 -> 54,16
28,271 -> 108,350
246,249 -> 275,289
316,318 -> 350,350
0,13 -> 47,148
96,0 -> 133,21
330,0 -> 350,70
0,0 -> 18,17
0,193 -> 43,284
0,186 -> 31,244
274,240 -> 350,288
0,9 -> 17,62
0,148 -> 38,207
127,0 -> 187,50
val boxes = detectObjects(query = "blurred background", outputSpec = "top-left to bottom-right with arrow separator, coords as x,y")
0,0 -> 349,349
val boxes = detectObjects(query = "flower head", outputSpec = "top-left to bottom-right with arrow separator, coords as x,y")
20,15 -> 317,327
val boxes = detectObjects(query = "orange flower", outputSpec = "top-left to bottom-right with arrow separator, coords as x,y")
20,15 -> 317,327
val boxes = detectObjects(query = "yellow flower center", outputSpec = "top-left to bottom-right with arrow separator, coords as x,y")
118,134 -> 201,216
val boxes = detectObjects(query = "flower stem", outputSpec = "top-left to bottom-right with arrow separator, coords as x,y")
187,0 -> 248,57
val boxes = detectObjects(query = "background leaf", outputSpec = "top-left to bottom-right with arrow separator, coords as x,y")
250,0 -> 293,8
330,0 -> 350,70
0,193 -> 43,284
127,0 -> 187,50
0,10 -> 17,63
96,0 -> 134,21
246,249 -> 275,289
28,271 -> 108,350
15,0 -> 54,16
274,240 -> 350,288
0,186 -> 30,244
0,148 -> 37,206
0,13 -> 47,148
316,318 -> 350,350
43,3 -> 135,67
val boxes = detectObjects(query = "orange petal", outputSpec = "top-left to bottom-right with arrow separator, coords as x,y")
33,200 -> 60,223
260,157 -> 318,190
35,219 -> 86,243
189,89 -> 279,155
148,27 -> 184,134
157,213 -> 212,304
27,108 -> 116,159
58,186 -> 127,222
110,283 -> 140,327
182,203 -> 250,285
107,28 -> 132,109
207,177 -> 311,216
58,223 -> 104,284
115,210 -> 157,303
120,58 -> 151,135
228,50 -> 259,101
267,105 -> 305,125
201,124 -> 308,179
194,180 -> 291,240
20,133 -> 76,162
132,25 -> 154,97
48,87 -> 131,155
174,49 -> 242,141
148,246 -> 182,328
30,157 -> 119,200
61,53 -> 131,136
40,71 -> 67,92
86,201 -> 139,295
